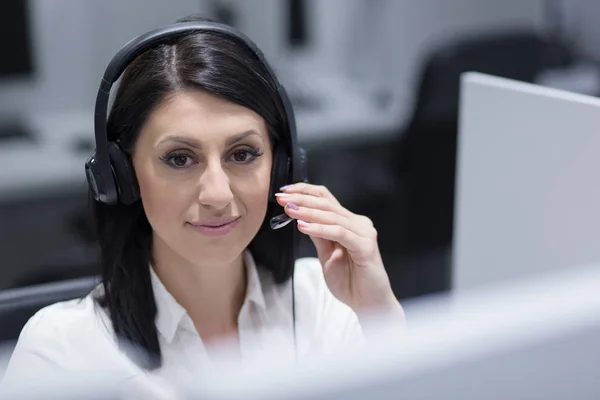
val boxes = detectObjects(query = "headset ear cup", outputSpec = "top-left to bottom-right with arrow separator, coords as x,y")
85,150 -> 113,204
270,145 -> 291,202
108,142 -> 140,205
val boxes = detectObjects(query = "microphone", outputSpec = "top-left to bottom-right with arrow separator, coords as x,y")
270,213 -> 294,229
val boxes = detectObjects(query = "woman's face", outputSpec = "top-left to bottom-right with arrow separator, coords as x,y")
131,90 -> 273,267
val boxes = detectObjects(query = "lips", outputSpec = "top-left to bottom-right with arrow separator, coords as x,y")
186,216 -> 241,237
190,216 -> 240,228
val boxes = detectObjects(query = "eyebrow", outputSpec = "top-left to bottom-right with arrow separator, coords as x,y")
158,130 -> 261,148
226,130 -> 260,146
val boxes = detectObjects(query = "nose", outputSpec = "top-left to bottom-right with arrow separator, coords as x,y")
197,160 -> 234,210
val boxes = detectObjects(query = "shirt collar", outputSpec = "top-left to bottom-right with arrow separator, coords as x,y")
150,250 -> 267,343
243,249 -> 267,312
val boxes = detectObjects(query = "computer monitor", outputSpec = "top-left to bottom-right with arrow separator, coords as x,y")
286,0 -> 310,49
0,0 -> 34,79
0,0 -> 35,141
3,262 -> 599,399
453,71 -> 600,292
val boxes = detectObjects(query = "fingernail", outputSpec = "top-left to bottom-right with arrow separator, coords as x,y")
297,220 -> 310,227
274,193 -> 290,198
286,202 -> 299,210
280,185 -> 293,191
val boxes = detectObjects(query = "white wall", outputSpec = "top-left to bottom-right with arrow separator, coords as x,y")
0,0 -> 546,120
258,0 -> 545,114
0,0 -> 206,118
311,0 -> 545,102
88,0 -> 208,85
0,1 -> 97,118
561,0 -> 600,59
538,0 -> 600,62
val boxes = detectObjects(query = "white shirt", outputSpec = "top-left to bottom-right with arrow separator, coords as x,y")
0,252 -> 364,397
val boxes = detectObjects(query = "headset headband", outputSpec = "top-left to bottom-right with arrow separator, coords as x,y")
93,21 -> 301,202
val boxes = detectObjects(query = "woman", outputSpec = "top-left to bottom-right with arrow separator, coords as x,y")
2,15 -> 403,391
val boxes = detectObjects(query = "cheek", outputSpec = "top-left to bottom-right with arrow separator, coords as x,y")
236,161 -> 272,211
134,160 -> 190,229
231,158 -> 273,225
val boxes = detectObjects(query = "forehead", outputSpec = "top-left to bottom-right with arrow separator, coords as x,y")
140,90 -> 268,144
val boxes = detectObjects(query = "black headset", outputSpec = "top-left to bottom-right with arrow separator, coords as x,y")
85,20 -> 308,209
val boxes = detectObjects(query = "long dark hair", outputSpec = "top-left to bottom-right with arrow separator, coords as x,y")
91,15 -> 298,369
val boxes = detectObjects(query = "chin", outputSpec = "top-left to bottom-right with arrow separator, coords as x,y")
199,248 -> 244,266
182,234 -> 251,268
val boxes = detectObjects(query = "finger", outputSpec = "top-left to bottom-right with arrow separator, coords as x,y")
284,203 -> 348,228
280,183 -> 340,205
296,220 -> 363,253
284,202 -> 376,239
280,183 -> 376,236
275,192 -> 352,216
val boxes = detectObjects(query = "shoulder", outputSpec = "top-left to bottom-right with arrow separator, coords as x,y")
13,293 -> 105,351
1,294 -> 166,395
1,293 -> 122,381
34,291 -> 103,327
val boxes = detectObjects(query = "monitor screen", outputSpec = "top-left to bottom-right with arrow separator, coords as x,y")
287,0 -> 309,48
0,0 -> 34,79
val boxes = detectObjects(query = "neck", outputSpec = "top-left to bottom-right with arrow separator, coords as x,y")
151,237 -> 247,343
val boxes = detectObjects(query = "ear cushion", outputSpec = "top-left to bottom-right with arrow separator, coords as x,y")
270,144 -> 290,202
108,142 -> 140,205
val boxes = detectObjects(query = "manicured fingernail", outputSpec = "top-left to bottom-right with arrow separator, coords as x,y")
275,193 -> 290,198
286,202 -> 299,210
280,185 -> 293,191
297,220 -> 310,227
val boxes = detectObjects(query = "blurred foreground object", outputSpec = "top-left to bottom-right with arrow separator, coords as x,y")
1,260 -> 599,399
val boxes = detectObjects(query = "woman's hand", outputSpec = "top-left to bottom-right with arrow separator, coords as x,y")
275,183 -> 404,320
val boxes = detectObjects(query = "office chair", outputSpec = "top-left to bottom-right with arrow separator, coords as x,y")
0,276 -> 97,343
395,29 -> 573,294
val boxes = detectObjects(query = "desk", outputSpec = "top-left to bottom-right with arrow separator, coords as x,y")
290,73 -> 409,147
0,145 -> 87,203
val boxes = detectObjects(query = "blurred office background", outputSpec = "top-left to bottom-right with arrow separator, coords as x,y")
1,0 -> 599,302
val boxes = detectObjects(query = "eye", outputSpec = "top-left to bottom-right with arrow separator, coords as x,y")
161,151 -> 196,168
229,146 -> 263,164
232,150 -> 251,163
